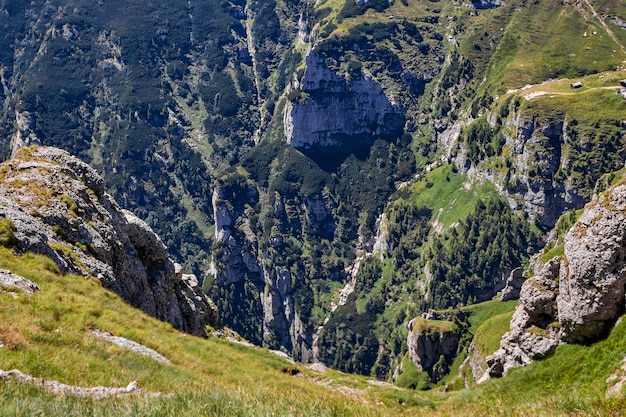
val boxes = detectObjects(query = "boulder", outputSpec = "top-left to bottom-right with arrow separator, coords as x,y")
0,269 -> 39,295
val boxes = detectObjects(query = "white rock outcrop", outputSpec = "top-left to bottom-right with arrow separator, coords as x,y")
486,181 -> 626,378
284,52 -> 404,153
0,146 -> 219,336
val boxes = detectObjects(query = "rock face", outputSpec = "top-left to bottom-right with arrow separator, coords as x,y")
283,52 -> 405,158
211,179 -> 314,360
486,182 -> 626,378
0,146 -> 219,336
500,267 -> 525,301
472,0 -> 504,9
407,318 -> 461,382
10,111 -> 41,157
466,109 -> 591,230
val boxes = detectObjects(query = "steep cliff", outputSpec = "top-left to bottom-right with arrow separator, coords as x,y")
407,317 -> 461,383
486,179 -> 626,378
0,146 -> 219,336
462,94 -> 624,229
284,51 -> 405,162
209,166 -> 330,359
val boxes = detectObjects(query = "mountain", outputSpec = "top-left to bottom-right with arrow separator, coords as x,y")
0,146 -> 625,415
1,0 -> 626,405
486,176 -> 626,379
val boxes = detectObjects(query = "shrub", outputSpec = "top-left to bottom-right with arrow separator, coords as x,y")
0,218 -> 17,247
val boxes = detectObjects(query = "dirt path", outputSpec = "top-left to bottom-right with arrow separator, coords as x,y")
523,85 -> 621,100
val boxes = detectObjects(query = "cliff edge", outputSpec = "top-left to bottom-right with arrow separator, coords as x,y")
0,146 -> 219,336
486,179 -> 626,378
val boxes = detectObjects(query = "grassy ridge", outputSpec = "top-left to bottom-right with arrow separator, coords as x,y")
0,246 -> 426,416
0,245 -> 624,415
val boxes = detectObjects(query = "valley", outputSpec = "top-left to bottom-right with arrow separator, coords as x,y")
1,0 -> 626,415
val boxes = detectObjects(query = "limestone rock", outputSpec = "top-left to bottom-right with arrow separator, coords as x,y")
10,111 -> 41,158
0,270 -> 39,295
407,318 -> 460,382
500,267 -> 525,301
487,182 -> 626,378
283,51 -> 404,157
558,183 -> 626,342
0,146 -> 219,336
470,110 -> 587,230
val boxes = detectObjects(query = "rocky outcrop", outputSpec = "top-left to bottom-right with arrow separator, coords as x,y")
91,330 -> 172,365
0,270 -> 39,295
0,146 -> 219,336
283,52 -> 405,158
486,181 -> 626,378
558,182 -> 626,341
10,111 -> 41,158
407,318 -> 461,382
464,339 -> 489,384
471,0 -> 504,9
500,267 -> 525,301
490,111 -> 586,228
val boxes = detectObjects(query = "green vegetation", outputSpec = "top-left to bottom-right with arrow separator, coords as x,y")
2,0 -> 626,409
397,164 -> 499,228
320,159 -> 534,380
410,317 -> 457,335
472,312 -> 515,361
59,195 -> 79,218
464,117 -> 505,164
470,0 -> 626,97
427,199 -> 536,309
0,218 -> 17,247
0,246 -> 425,416
0,246 -> 625,415
463,314 -> 626,416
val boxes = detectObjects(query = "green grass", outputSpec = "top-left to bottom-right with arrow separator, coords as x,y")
0,234 -> 624,415
540,244 -> 565,262
410,317 -> 457,335
0,218 -> 17,247
459,316 -> 626,416
398,164 -> 499,229
395,355 -> 430,391
476,0 -> 626,94
0,246 -> 436,416
462,300 -> 518,335
472,312 -> 516,361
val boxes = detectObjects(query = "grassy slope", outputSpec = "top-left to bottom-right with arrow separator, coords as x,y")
0,246 -> 624,415
435,301 -> 517,389
0,247 -> 427,416
472,0 -> 626,95
396,163 -> 499,229
449,318 -> 626,417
